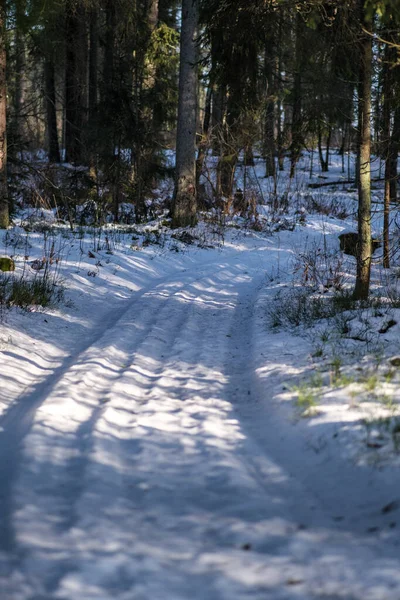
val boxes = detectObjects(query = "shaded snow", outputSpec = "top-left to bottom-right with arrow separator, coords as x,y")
0,152 -> 400,598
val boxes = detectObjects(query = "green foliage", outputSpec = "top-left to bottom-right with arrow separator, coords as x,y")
364,373 -> 378,393
0,257 -> 15,272
292,381 -> 319,416
329,355 -> 351,386
146,23 -> 179,129
0,272 -> 64,309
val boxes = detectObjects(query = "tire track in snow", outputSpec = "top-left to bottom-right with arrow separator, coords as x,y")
0,257 -> 232,556
35,289 -> 195,596
0,259 -> 249,596
61,262 -> 400,600
6,250 -> 398,599
51,279 -> 196,536
43,261 -> 274,599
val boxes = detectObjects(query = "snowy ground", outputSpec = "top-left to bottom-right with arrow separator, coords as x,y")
1,152 -> 400,598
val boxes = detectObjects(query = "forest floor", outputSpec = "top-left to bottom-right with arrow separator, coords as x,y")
1,152 -> 400,598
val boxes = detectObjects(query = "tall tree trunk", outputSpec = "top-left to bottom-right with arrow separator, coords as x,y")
382,41 -> 393,268
210,32 -> 224,157
353,3 -> 373,300
290,12 -> 303,179
134,0 -> 159,223
276,11 -> 285,172
13,0 -> 26,157
317,122 -> 327,172
102,0 -> 115,155
87,6 -> 99,174
88,7 -> 98,120
325,124 -> 332,171
264,39 -> 276,178
44,57 -> 61,163
196,82 -> 211,190
172,0 -> 198,227
383,105 -> 400,267
0,0 -> 8,229
101,0 -> 120,217
317,122 -> 331,172
211,84 -> 224,157
219,106 -> 238,198
65,0 -> 88,165
389,106 -> 400,200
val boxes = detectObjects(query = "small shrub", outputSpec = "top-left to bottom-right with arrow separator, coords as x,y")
379,394 -> 395,410
267,287 -> 328,329
293,239 -> 346,291
310,371 -> 324,388
292,382 -> 319,416
330,356 -> 342,385
364,374 -> 378,393
0,271 -> 64,312
312,345 -> 324,358
9,277 -> 63,308
331,290 -> 355,312
384,370 -> 396,383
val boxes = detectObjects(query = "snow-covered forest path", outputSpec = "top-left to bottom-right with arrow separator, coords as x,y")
1,245 -> 400,599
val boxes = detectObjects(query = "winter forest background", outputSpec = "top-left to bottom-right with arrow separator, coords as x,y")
2,1 -> 400,598
0,0 -> 398,300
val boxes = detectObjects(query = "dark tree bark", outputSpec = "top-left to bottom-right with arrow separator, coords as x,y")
383,104 -> 400,268
317,122 -> 332,172
353,2 -> 373,300
196,82 -> 212,190
210,31 -> 225,157
219,88 -> 240,198
134,0 -> 159,223
211,83 -> 225,157
276,11 -> 285,172
65,0 -> 88,165
172,0 -> 198,227
88,7 -> 98,120
290,12 -> 303,179
382,41 -> 393,268
102,0 -> 115,158
219,110 -> 238,198
0,0 -> 8,228
44,57 -> 61,163
158,0 -> 178,27
13,0 -> 26,156
264,38 -> 276,178
382,30 -> 400,268
87,6 -> 99,175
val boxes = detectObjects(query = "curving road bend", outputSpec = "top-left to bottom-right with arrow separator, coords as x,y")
0,250 -> 400,599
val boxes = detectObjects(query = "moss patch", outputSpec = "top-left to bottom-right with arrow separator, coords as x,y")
0,257 -> 15,272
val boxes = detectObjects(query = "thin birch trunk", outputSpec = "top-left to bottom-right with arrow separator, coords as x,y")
353,2 -> 373,300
